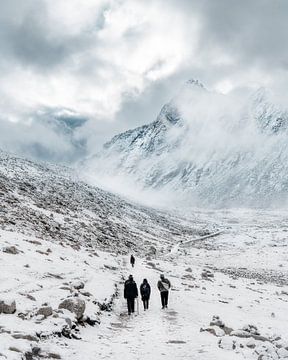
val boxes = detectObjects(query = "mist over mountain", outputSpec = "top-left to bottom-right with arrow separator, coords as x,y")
84,80 -> 288,208
0,108 -> 88,163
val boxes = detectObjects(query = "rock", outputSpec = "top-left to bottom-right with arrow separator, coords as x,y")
147,246 -> 156,256
104,264 -> 118,271
200,326 -> 225,337
0,299 -> 16,314
230,330 -> 251,338
37,306 -> 53,318
247,339 -> 257,349
185,267 -> 192,272
210,315 -> 225,328
201,269 -> 214,280
242,324 -> 260,335
2,246 -> 19,254
26,294 -> 36,301
71,281 -> 85,290
9,347 -> 22,353
278,348 -> 288,358
58,298 -> 85,320
12,333 -> 38,342
35,314 -> 45,322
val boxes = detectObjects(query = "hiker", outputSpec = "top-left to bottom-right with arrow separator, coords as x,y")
124,274 -> 138,315
140,278 -> 151,311
130,254 -> 135,267
157,274 -> 171,309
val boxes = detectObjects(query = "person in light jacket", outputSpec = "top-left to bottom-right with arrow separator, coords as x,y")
157,274 -> 171,309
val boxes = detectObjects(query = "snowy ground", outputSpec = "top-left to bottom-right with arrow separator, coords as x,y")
1,211 -> 288,360
1,151 -> 287,359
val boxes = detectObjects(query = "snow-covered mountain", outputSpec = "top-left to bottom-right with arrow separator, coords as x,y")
85,80 -> 288,208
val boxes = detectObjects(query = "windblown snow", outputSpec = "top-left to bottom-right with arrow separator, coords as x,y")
84,80 -> 288,208
1,150 -> 288,359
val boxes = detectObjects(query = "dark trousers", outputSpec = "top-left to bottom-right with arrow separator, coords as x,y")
142,298 -> 149,310
127,298 -> 135,314
160,291 -> 169,308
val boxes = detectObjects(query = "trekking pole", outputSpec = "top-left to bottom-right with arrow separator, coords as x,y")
137,297 -> 139,315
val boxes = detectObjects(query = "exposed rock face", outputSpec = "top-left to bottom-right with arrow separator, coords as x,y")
58,298 -> 86,320
0,149 -> 204,255
86,81 -> 288,208
0,299 -> 16,314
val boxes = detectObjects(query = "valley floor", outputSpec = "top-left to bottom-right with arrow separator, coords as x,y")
1,209 -> 288,360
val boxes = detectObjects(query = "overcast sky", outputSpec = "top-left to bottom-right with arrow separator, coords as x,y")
0,0 -> 288,162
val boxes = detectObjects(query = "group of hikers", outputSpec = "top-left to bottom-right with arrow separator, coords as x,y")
124,255 -> 171,315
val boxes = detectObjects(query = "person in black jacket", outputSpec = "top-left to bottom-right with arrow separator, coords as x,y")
124,275 -> 138,315
130,255 -> 135,267
140,278 -> 151,311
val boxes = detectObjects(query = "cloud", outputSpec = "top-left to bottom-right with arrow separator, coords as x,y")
0,0 -> 288,163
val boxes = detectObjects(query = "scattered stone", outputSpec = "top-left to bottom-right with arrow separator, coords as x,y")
26,294 -> 36,301
0,299 -> 16,314
71,281 -> 85,290
201,269 -> 214,281
2,246 -> 20,254
58,297 -> 85,320
247,339 -> 257,349
104,264 -> 118,271
12,333 -> 38,342
200,326 -> 225,337
37,306 -> 53,318
210,315 -> 225,327
9,347 -> 22,353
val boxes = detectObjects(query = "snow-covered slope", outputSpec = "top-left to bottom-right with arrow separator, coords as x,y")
0,150 -> 208,255
1,150 -> 288,359
85,80 -> 288,208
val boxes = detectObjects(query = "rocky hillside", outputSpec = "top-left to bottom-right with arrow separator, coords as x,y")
0,150 -> 209,255
85,80 -> 288,208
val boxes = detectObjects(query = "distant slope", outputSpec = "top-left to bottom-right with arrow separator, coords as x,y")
0,150 -> 207,254
85,80 -> 288,208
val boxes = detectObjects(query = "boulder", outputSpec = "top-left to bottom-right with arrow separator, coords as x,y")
2,246 -> 19,255
37,306 -> 53,318
58,298 -> 85,320
71,281 -> 85,290
0,299 -> 16,314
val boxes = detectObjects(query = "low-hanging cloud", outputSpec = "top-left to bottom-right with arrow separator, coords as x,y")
0,0 -> 288,163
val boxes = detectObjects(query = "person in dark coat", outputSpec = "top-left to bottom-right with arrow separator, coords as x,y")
157,274 -> 171,309
130,255 -> 135,267
124,274 -> 138,315
140,278 -> 151,310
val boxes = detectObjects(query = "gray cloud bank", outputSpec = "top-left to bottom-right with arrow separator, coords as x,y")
0,0 -> 288,163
